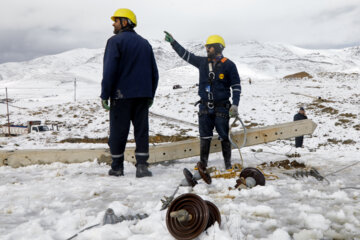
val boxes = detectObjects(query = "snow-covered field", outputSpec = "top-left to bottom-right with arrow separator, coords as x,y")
0,41 -> 359,239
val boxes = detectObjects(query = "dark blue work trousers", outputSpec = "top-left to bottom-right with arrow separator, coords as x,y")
295,136 -> 304,148
108,98 -> 149,170
198,103 -> 230,141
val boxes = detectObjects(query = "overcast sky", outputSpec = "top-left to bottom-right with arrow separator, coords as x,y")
0,0 -> 359,63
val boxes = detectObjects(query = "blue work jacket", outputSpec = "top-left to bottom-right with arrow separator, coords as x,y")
101,30 -> 159,100
171,41 -> 241,105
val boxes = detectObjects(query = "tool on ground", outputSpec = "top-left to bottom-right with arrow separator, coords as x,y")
286,161 -> 360,185
161,186 -> 180,211
66,208 -> 148,240
285,168 -> 326,182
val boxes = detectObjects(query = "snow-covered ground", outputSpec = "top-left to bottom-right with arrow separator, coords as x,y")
0,41 -> 359,239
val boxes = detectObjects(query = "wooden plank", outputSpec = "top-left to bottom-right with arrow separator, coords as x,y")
0,119 -> 317,168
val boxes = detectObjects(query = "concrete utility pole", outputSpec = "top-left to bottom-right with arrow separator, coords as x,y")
0,119 -> 317,167
5,88 -> 10,135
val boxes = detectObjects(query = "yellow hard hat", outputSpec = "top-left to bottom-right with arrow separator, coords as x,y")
111,8 -> 137,27
206,35 -> 225,48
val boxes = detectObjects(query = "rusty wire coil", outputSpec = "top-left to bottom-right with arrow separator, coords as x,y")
166,193 -> 222,240
197,162 -> 212,184
240,167 -> 266,186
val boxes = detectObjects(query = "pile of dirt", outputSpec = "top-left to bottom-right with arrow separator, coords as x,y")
243,120 -> 261,129
149,134 -> 196,143
59,134 -> 196,144
339,113 -> 357,119
59,137 -> 108,144
327,138 -> 342,144
335,119 -> 352,127
313,98 -> 334,103
286,153 -> 301,158
245,122 -> 259,129
259,159 -> 306,169
283,71 -> 313,80
321,107 -> 339,115
325,138 -> 356,145
343,139 -> 356,145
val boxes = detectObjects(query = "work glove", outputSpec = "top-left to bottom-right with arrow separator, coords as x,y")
229,105 -> 238,118
164,31 -> 175,43
148,98 -> 153,109
101,99 -> 110,110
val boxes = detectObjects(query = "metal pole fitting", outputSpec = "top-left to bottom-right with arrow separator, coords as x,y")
170,209 -> 193,223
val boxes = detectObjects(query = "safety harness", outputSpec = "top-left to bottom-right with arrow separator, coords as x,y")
195,57 -> 229,115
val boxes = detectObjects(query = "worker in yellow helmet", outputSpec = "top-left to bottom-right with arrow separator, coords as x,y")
101,9 -> 159,178
164,31 -> 241,170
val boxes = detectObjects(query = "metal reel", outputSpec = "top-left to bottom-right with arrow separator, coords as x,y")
166,193 -> 209,240
197,162 -> 212,184
239,167 -> 266,186
183,168 -> 198,187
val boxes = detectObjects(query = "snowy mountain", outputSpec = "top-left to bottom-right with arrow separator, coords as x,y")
1,40 -> 360,87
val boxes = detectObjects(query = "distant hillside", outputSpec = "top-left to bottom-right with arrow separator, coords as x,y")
0,40 -> 359,88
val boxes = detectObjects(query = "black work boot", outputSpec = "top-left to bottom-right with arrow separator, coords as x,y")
136,164 -> 152,178
108,168 -> 124,177
221,140 -> 232,170
200,138 -> 211,167
110,156 -> 124,176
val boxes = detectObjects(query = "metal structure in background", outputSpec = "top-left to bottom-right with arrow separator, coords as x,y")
0,119 -> 317,167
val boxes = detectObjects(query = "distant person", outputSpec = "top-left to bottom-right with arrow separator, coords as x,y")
100,9 -> 159,178
293,107 -> 308,148
164,31 -> 241,169
249,78 -> 252,85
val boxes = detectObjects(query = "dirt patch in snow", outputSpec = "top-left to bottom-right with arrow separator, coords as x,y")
283,71 -> 313,79
321,107 -> 339,115
259,159 -> 306,169
339,113 -> 357,118
59,134 -> 196,144
318,138 -> 357,147
317,72 -> 360,80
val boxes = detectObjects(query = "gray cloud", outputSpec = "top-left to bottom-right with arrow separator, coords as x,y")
0,0 -> 360,63
48,26 -> 69,33
0,27 -> 107,63
313,5 -> 358,22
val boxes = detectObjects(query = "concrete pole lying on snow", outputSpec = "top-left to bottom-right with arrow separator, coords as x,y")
0,119 -> 317,168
